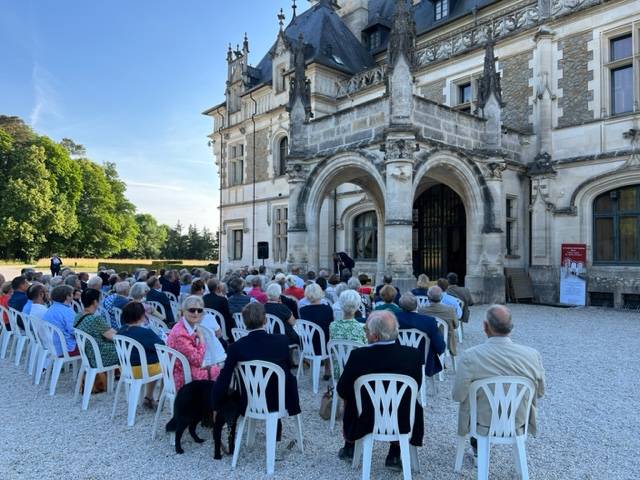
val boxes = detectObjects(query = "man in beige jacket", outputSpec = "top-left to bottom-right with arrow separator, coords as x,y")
452,305 -> 545,443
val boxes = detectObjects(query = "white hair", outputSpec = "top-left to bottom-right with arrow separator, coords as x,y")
367,310 -> 399,341
339,289 -> 361,317
114,281 -> 130,295
182,295 -> 204,310
285,274 -> 297,287
304,282 -> 324,303
347,277 -> 361,290
266,283 -> 282,301
87,277 -> 102,289
130,282 -> 150,300
334,282 -> 348,298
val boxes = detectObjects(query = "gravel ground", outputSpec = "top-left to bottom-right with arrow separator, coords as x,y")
1,304 -> 639,480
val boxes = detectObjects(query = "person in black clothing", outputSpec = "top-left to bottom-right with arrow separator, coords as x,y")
337,310 -> 423,470
264,283 -> 300,347
160,270 -> 181,299
145,275 -> 176,326
211,303 -> 301,441
50,254 -> 63,277
227,276 -> 250,315
333,252 -> 355,275
298,283 -> 333,379
203,278 -> 233,341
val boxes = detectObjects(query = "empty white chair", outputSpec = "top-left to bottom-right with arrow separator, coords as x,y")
415,295 -> 430,310
232,360 -> 304,475
397,328 -> 431,407
435,317 -> 454,380
352,373 -> 420,480
327,339 -> 363,431
231,328 -> 248,342
295,319 -> 329,394
152,344 -> 192,441
144,300 -> 166,319
9,308 -> 29,366
0,304 -> 15,359
454,376 -> 536,480
204,308 -> 228,340
73,329 -> 118,410
265,313 -> 286,335
233,312 -> 246,330
163,291 -> 178,303
39,322 -> 82,396
25,315 -> 43,376
111,334 -> 163,426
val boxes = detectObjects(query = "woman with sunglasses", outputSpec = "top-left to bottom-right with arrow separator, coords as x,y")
166,295 -> 221,391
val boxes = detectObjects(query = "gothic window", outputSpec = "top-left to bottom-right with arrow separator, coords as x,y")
353,211 -> 377,260
232,229 -> 243,260
506,197 -> 518,256
457,81 -> 472,113
277,137 -> 288,176
229,144 -> 244,186
593,185 -> 640,264
273,206 -> 288,263
434,0 -> 448,21
605,32 -> 634,116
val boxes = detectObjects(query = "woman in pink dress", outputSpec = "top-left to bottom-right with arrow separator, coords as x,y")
167,295 -> 221,391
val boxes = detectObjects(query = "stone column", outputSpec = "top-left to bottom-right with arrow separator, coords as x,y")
286,163 -> 310,273
383,133 -> 415,293
532,27 -> 556,156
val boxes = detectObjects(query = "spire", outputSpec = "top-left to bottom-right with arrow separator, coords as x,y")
226,43 -> 233,62
387,0 -> 416,68
476,40 -> 503,110
288,33 -> 313,122
242,32 -> 249,55
292,0 -> 297,17
278,8 -> 286,30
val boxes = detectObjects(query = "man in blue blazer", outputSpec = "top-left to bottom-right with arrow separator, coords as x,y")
146,276 -> 176,326
396,293 -> 446,377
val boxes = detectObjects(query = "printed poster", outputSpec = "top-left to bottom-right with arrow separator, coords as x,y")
559,243 -> 587,306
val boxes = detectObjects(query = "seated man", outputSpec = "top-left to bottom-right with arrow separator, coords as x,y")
396,293 -> 446,377
337,310 -> 423,471
227,276 -> 251,314
8,276 -> 29,313
452,305 -> 545,451
43,285 -> 79,357
146,275 -> 176,326
446,272 -> 473,324
418,285 -> 458,356
437,278 -> 462,320
212,303 -> 301,441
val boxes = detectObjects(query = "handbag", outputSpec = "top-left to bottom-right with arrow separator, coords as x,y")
319,385 -> 334,420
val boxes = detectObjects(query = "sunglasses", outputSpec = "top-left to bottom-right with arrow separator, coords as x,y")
187,308 -> 203,314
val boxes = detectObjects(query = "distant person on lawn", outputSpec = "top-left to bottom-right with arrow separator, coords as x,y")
50,254 -> 63,277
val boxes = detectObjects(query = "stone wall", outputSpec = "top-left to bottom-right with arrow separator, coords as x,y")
306,99 -> 387,156
419,80 -> 445,104
499,51 -> 533,133
414,97 -> 486,150
245,128 -> 270,183
557,31 -> 594,128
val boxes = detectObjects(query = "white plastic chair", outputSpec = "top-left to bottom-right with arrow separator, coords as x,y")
397,328 -> 431,407
454,376 -> 536,480
33,318 -> 51,386
170,300 -> 180,321
295,319 -> 329,394
148,316 -> 170,340
232,360 -> 304,475
232,328 -> 249,342
327,339 -> 363,431
415,296 -> 430,310
73,329 -> 118,410
352,373 -> 420,480
9,308 -> 29,366
356,302 -> 366,318
265,314 -> 286,335
23,314 -> 41,375
144,300 -> 166,319
233,312 -> 246,330
435,317 -> 454,379
452,297 -> 464,343
152,344 -> 192,441
39,322 -> 82,396
163,291 -> 178,303
111,334 -> 163,426
0,305 -> 15,359
72,300 -> 83,315
204,308 -> 228,340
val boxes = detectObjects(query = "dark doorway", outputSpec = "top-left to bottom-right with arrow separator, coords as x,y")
412,184 -> 466,281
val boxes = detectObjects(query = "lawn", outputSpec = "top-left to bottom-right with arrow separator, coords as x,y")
0,258 -> 214,271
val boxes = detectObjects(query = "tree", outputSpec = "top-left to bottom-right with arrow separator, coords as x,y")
59,138 -> 86,157
126,214 -> 168,258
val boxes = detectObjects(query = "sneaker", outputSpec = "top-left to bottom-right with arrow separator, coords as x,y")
338,445 -> 354,461
385,454 -> 402,472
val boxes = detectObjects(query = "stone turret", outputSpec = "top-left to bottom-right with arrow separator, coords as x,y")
476,40 -> 503,148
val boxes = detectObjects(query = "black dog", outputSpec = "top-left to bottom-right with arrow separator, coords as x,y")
165,380 -> 241,458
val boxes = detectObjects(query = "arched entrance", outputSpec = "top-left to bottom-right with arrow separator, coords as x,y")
412,183 -> 466,280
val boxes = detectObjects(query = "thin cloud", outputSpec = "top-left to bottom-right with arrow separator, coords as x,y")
126,180 -> 184,192
29,63 -> 61,128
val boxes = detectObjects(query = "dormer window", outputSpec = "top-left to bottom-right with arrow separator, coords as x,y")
434,0 -> 448,20
368,30 -> 382,51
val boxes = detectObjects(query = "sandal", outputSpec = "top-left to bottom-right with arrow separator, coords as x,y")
143,396 -> 156,410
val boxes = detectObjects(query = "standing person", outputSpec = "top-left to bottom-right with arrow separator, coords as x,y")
50,254 -> 63,277
333,251 -> 355,275
452,305 -> 545,454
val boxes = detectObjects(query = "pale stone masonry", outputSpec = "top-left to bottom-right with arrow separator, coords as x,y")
205,0 -> 640,307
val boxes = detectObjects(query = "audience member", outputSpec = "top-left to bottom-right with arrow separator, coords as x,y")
146,276 -> 175,326
78,273 -> 89,291
325,274 -> 340,303
24,284 -> 48,320
227,276 -> 251,314
329,290 -> 366,376
299,283 -> 333,379
446,272 -> 473,324
117,301 -> 164,408
43,285 -> 79,357
289,266 -> 305,288
357,274 -> 373,297
396,293 -> 446,377
374,285 -> 402,315
247,276 -> 268,304
8,276 -> 29,313
374,275 -> 401,303
167,295 -> 222,391
284,275 -> 305,300
203,278 -> 233,341
264,283 -> 299,347
86,276 -> 103,293
452,305 -> 545,452
0,281 -> 11,329
74,288 -> 118,368
437,278 -> 462,319
160,270 -> 181,299
337,310 -> 423,469
411,274 -> 430,297
211,303 -> 301,442
419,286 -> 458,356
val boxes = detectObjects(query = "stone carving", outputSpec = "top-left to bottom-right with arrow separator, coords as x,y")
381,139 -> 412,160
387,0 -> 416,68
336,65 -> 387,98
286,162 -> 308,182
551,0 -> 601,16
484,161 -> 507,179
622,128 -> 640,168
288,33 -> 313,122
528,151 -> 556,175
476,41 -> 503,110
390,165 -> 411,183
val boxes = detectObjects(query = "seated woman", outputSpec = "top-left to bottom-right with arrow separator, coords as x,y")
264,283 -> 299,346
374,285 -> 402,315
167,295 -> 222,391
74,288 -> 118,368
129,281 -> 165,326
117,301 -> 165,408
299,283 -> 334,379
411,274 -> 430,297
283,275 -> 305,300
329,289 -> 366,378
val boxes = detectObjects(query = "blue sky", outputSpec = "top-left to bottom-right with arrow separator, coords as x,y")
0,0 -> 307,231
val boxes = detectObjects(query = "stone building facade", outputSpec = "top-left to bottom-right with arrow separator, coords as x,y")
205,0 -> 640,306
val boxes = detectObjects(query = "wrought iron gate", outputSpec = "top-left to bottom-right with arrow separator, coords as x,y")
412,184 -> 466,281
